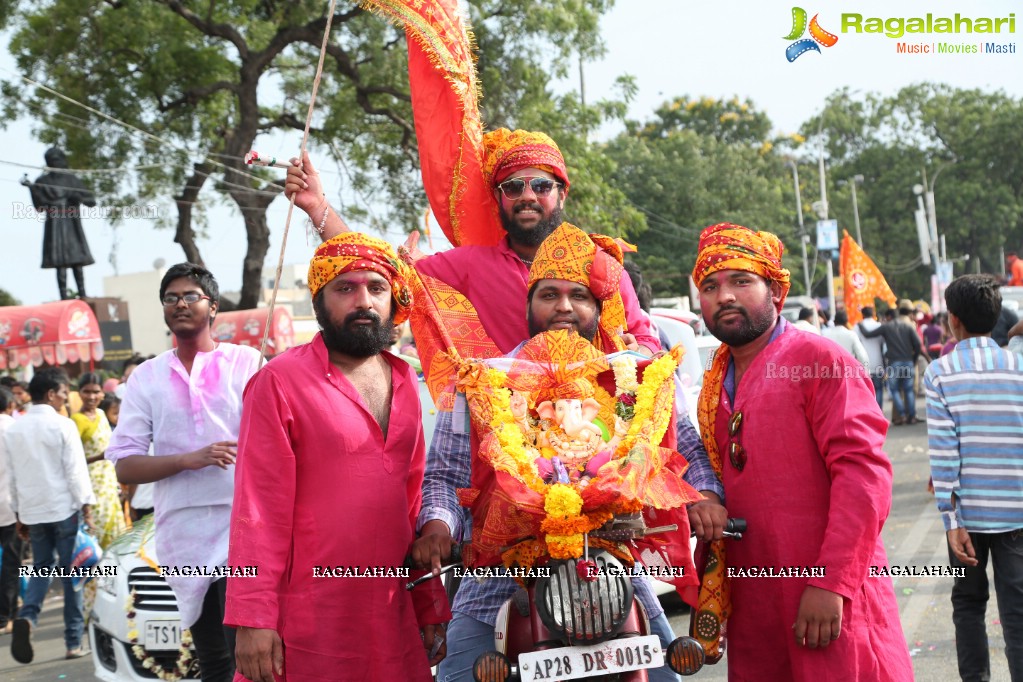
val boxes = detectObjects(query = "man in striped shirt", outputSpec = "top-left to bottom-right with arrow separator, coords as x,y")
924,273 -> 1023,682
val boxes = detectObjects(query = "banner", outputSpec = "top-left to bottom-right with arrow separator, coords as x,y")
840,230 -> 897,324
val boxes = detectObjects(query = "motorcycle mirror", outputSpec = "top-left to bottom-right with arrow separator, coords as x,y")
666,636 -> 706,676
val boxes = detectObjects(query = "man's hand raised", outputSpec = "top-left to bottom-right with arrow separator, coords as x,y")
284,151 -> 327,216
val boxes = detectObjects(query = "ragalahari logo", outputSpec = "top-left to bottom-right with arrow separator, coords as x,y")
784,7 -> 839,61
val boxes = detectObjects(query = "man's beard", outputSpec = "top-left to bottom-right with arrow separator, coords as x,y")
527,307 -> 599,343
314,295 -> 394,358
500,202 -> 563,247
704,294 -> 776,347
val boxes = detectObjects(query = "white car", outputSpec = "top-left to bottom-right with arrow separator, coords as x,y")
90,514 -> 200,681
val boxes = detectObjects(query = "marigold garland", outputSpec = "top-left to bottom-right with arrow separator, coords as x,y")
466,346 -> 682,564
615,350 -> 680,460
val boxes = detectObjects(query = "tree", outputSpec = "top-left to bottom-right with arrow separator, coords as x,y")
803,84 -> 1023,300
0,288 -> 20,307
604,96 -> 797,299
2,0 -> 628,307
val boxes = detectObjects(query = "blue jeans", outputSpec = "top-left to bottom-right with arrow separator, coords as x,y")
18,512 -> 84,650
887,360 -> 916,420
949,529 -> 1023,681
869,371 -> 885,409
438,609 -> 681,682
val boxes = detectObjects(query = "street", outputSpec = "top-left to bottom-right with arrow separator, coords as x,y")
0,588 -> 93,680
0,411 -> 1010,681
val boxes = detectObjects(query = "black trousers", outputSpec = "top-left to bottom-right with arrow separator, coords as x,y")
189,577 -> 236,682
949,529 -> 1023,682
0,524 -> 22,625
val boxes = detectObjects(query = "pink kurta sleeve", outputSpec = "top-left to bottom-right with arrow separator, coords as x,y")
803,344 -> 892,600
401,363 -> 453,627
224,368 -> 297,630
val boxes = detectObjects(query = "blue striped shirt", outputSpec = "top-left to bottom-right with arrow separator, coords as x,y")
418,393 -> 721,626
924,336 -> 1023,532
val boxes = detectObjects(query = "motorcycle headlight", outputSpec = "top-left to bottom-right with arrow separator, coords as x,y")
95,555 -> 120,597
535,552 -> 634,645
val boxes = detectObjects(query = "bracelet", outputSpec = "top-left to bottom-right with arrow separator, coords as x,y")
314,204 -> 329,235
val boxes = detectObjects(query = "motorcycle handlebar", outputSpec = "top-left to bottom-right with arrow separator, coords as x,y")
725,518 -> 747,535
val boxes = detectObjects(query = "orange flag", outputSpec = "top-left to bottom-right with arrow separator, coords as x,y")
840,230 -> 897,325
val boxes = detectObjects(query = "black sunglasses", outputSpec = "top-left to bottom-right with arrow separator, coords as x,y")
728,411 -> 746,472
496,176 -> 561,200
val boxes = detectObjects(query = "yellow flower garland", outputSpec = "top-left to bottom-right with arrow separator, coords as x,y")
614,350 -> 680,459
470,348 -> 681,562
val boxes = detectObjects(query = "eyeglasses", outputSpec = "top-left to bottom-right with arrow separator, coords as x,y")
161,293 -> 211,306
728,411 -> 746,472
496,176 -> 561,200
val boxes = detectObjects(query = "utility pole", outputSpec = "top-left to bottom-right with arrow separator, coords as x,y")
850,174 -> 864,247
815,136 -> 836,323
785,160 -> 812,295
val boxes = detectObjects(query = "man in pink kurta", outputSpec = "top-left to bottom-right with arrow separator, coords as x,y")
284,132 -> 659,356
225,234 -> 449,682
690,223 -> 913,681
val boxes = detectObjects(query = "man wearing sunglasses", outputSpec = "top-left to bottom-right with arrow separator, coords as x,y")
107,263 -> 262,682
690,224 -> 912,681
284,129 -> 658,357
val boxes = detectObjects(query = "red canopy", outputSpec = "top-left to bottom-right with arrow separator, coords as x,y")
210,308 -> 294,356
0,300 -> 104,370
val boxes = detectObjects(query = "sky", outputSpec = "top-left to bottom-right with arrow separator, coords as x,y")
0,0 -> 1019,307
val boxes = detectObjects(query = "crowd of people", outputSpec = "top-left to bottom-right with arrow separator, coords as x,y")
0,357 -> 159,661
3,96 -> 1023,682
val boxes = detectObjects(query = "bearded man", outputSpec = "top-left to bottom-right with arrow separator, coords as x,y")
284,130 -> 657,357
225,234 -> 450,682
689,223 -> 913,680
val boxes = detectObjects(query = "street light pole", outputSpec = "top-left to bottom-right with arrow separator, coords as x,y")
785,160 -> 812,295
850,174 -> 864,247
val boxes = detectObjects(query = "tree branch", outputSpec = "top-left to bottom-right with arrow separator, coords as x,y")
158,80 -> 238,113
156,0 -> 249,57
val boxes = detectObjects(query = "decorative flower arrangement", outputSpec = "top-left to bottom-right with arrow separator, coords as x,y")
612,356 -> 639,422
458,330 -> 688,571
125,590 -> 194,681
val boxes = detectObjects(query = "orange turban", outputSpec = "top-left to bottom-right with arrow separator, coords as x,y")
307,233 -> 414,324
691,223 -> 791,311
482,128 -> 569,188
527,222 -> 635,351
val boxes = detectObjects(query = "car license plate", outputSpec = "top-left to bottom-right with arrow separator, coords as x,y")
144,620 -> 182,651
518,634 -> 662,681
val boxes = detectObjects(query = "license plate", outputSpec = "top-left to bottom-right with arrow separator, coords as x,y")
518,634 -> 663,681
144,620 -> 182,651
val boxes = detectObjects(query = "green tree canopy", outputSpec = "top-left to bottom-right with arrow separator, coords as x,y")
605,96 -> 799,299
803,84 -> 1023,300
2,0 -> 632,307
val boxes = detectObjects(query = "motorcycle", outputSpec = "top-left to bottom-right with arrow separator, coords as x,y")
410,517 -> 746,681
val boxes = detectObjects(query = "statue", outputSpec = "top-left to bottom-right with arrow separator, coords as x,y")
21,147 -> 97,299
